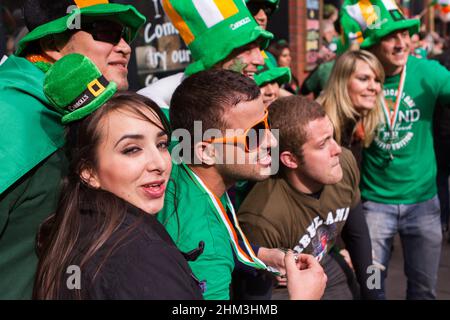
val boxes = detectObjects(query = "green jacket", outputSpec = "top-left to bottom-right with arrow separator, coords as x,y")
157,163 -> 235,300
0,55 -> 66,299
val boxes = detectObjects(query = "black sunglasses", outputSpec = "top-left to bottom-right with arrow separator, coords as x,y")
80,20 -> 132,45
247,3 -> 274,17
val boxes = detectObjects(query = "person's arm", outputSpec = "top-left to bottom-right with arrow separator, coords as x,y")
341,201 -> 383,300
88,241 -> 203,300
285,251 -> 327,300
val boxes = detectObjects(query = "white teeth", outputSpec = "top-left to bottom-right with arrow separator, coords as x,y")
144,183 -> 160,188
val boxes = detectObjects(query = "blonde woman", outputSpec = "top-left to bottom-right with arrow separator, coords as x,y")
317,50 -> 384,165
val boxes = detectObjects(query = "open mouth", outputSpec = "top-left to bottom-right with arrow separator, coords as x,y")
258,148 -> 272,166
244,71 -> 255,79
142,181 -> 166,199
109,61 -> 128,71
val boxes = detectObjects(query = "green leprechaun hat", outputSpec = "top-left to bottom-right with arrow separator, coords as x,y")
254,51 -> 291,87
44,53 -> 117,124
340,0 -> 420,49
162,0 -> 273,75
16,0 -> 146,56
245,0 -> 280,16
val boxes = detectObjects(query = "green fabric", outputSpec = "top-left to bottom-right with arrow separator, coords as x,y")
157,163 -> 235,300
265,51 -> 278,67
414,47 -> 428,59
0,149 -> 67,299
16,3 -> 146,56
44,53 -> 117,124
361,56 -> 450,204
303,60 -> 335,98
254,51 -> 291,87
164,0 -> 273,75
340,0 -> 420,49
0,55 -> 64,194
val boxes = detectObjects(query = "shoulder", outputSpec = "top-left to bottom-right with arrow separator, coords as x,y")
408,55 -> 449,74
339,148 -> 359,185
137,72 -> 185,108
238,177 -> 286,221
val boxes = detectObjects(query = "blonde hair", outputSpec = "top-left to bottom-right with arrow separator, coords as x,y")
317,50 -> 385,147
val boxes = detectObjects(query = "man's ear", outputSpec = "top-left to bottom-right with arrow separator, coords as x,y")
80,167 -> 101,189
194,141 -> 216,166
280,150 -> 298,169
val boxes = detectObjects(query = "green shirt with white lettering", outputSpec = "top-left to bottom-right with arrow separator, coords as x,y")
361,56 -> 450,204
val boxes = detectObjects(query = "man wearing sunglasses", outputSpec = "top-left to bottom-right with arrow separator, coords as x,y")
237,96 -> 380,300
138,0 -> 272,110
158,69 -> 326,300
246,0 -> 280,31
0,0 -> 145,299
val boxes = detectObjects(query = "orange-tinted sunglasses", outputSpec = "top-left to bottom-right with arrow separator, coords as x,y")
206,110 -> 270,152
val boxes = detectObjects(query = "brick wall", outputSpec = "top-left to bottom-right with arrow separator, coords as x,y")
289,0 -> 308,84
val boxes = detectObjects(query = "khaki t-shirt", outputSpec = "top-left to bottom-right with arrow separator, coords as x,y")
238,149 -> 360,260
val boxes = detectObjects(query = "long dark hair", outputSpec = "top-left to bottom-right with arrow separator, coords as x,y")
33,92 -> 171,299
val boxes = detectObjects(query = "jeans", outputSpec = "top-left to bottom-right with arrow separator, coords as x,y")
363,195 -> 442,300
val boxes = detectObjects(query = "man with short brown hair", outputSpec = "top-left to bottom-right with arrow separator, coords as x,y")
238,96 -> 378,300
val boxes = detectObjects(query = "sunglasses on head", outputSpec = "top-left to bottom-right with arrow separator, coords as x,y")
80,20 -> 131,45
206,110 -> 271,152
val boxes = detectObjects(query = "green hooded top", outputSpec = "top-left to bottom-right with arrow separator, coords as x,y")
0,55 -> 64,194
0,55 -> 66,299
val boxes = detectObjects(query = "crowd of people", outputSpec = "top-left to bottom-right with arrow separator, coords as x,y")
0,0 -> 448,301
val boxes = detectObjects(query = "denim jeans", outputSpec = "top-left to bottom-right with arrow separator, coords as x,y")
363,195 -> 442,300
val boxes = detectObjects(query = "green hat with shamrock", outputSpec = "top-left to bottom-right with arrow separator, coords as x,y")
44,53 -> 117,124
162,0 -> 273,75
254,51 -> 291,87
16,0 -> 146,56
340,0 -> 420,48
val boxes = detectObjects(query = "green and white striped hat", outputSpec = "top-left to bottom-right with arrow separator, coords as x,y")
162,0 -> 273,75
340,0 -> 419,49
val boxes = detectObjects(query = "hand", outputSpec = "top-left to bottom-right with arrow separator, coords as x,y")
285,251 -> 327,300
257,247 -> 286,276
275,275 -> 287,287
339,249 -> 354,271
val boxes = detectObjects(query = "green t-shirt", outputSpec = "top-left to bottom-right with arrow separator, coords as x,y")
157,163 -> 235,300
361,56 -> 450,204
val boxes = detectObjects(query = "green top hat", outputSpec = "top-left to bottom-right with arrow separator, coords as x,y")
16,0 -> 146,56
44,53 -> 117,124
340,0 -> 420,49
254,51 -> 291,87
245,0 -> 280,15
162,0 -> 273,75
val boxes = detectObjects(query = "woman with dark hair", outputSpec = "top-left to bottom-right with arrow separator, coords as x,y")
267,40 -> 300,94
33,54 -> 203,300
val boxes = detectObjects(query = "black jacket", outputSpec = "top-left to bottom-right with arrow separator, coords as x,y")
59,203 -> 203,300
